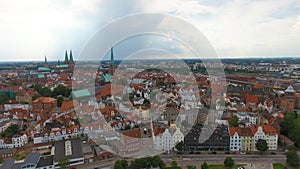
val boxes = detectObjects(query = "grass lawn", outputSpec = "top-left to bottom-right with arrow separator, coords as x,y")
14,150 -> 30,160
273,163 -> 300,169
273,163 -> 286,169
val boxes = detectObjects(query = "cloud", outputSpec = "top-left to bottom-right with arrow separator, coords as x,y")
0,0 -> 299,61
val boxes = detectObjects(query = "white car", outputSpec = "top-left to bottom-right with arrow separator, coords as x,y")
236,167 -> 245,169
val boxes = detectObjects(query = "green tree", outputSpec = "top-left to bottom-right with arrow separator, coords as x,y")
58,157 -> 70,169
114,159 -> 128,169
0,94 -> 9,104
289,122 -> 300,147
175,141 -> 184,151
151,156 -> 166,169
57,96 -> 64,107
171,161 -> 178,168
1,124 -> 20,137
229,115 -> 239,127
280,113 -> 295,136
52,84 -> 71,97
33,84 -> 42,93
256,139 -> 268,152
201,162 -> 209,169
286,149 -> 299,167
40,87 -> 52,97
31,93 -> 40,101
224,157 -> 234,168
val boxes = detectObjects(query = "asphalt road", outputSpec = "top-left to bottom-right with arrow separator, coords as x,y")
75,154 -> 286,169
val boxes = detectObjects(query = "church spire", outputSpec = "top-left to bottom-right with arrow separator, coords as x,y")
44,55 -> 47,64
64,50 -> 69,64
69,50 -> 74,62
110,47 -> 114,66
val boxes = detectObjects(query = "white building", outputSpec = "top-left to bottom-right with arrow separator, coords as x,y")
171,127 -> 184,148
12,134 -> 28,148
229,127 -> 242,152
253,125 -> 278,151
154,129 -> 172,151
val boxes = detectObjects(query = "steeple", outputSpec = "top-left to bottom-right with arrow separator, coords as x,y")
64,50 -> 69,64
110,47 -> 114,66
108,47 -> 115,75
69,50 -> 74,62
44,55 -> 47,64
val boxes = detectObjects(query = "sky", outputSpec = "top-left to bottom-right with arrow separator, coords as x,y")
0,0 -> 300,61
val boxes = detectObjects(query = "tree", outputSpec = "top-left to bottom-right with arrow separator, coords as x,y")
286,149 -> 299,167
58,157 -> 70,169
175,141 -> 184,151
40,87 -> 52,97
229,115 -> 239,127
256,139 -> 268,152
31,93 -> 40,101
171,161 -> 178,168
52,84 -> 71,97
1,124 -> 20,137
280,113 -> 295,136
151,156 -> 166,169
224,157 -> 234,168
0,93 -> 9,105
114,159 -> 128,169
289,122 -> 300,147
57,96 -> 64,107
201,162 -> 209,169
33,84 -> 42,93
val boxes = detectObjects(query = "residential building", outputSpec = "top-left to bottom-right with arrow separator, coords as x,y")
252,125 -> 278,151
32,97 -> 57,112
12,134 -> 28,148
240,127 -> 255,152
171,127 -> 184,148
53,138 -> 84,168
154,129 -> 172,151
229,127 -> 241,152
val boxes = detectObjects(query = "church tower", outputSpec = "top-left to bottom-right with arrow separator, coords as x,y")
64,50 -> 69,64
69,50 -> 74,63
109,47 -> 115,74
44,55 -> 48,67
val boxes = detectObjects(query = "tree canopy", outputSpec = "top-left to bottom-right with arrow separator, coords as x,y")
229,115 -> 239,127
58,157 -> 70,169
256,139 -> 268,152
224,157 -> 235,168
175,141 -> 184,151
286,149 -> 299,168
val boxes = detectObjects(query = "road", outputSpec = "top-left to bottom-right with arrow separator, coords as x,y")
75,154 -> 286,169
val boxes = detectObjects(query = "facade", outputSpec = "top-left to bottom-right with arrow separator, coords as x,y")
171,127 -> 184,148
154,129 -> 173,151
240,127 -> 254,152
184,125 -> 230,151
12,134 -> 28,148
252,125 -> 278,151
229,127 -> 241,152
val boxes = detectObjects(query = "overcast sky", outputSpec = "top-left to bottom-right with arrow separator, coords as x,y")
0,0 -> 300,61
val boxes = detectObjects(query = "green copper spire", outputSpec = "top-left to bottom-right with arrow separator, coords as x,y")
110,47 -> 114,66
64,50 -> 69,64
69,50 -> 74,62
